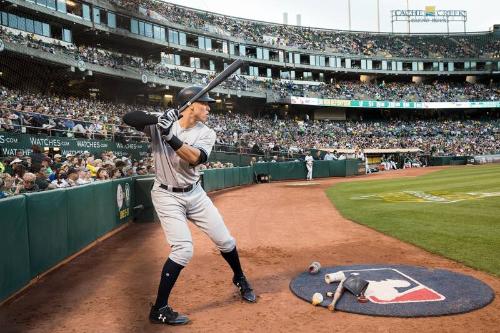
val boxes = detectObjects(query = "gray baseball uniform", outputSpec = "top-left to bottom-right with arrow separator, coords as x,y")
145,121 -> 236,266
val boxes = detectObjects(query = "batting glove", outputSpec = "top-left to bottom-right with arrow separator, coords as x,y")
157,109 -> 178,141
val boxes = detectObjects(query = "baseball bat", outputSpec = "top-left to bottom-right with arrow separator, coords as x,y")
124,59 -> 244,127
177,58 -> 244,114
328,278 -> 346,312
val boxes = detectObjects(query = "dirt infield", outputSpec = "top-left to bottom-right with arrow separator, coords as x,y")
1,167 -> 499,333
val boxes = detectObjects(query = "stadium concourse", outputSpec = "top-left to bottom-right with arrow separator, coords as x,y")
1,168 -> 500,332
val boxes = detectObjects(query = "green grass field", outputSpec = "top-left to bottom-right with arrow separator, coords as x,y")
326,165 -> 500,276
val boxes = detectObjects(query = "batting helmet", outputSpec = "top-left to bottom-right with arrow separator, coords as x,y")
176,86 -> 215,108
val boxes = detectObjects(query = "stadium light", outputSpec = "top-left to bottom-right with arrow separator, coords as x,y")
377,0 -> 380,32
348,0 -> 352,30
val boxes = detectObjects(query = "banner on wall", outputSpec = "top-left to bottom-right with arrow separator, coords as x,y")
288,97 -> 500,109
0,133 -> 150,159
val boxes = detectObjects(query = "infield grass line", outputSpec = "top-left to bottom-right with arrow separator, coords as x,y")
326,165 -> 500,276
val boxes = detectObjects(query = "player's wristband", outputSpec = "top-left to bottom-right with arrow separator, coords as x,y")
167,135 -> 183,151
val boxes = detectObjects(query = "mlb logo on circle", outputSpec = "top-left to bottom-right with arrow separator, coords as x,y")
343,268 -> 445,304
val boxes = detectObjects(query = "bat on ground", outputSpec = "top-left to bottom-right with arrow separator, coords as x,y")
328,278 -> 346,312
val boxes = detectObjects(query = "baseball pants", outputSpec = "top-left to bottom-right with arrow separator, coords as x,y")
151,181 -> 236,266
306,163 -> 313,180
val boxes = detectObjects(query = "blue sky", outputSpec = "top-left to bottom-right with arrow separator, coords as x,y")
163,0 -> 499,33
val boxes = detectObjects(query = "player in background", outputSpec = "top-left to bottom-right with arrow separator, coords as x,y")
305,151 -> 314,181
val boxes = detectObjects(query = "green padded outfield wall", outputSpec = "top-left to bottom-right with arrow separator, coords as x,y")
0,178 -> 137,303
0,196 -> 31,302
268,162 -> 305,180
312,161 -> 331,178
239,167 -> 254,185
25,190 -> 69,277
94,181 -> 116,235
67,185 -> 99,255
429,156 -> 469,166
214,168 -> 225,190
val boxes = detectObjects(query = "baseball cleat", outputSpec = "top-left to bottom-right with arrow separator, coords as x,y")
149,304 -> 190,325
233,275 -> 257,303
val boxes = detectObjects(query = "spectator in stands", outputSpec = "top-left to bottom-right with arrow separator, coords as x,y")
53,154 -> 63,169
40,158 -> 53,175
14,172 -> 39,194
0,173 -> 15,198
66,168 -> 80,187
11,160 -> 26,184
77,169 -> 93,185
30,145 -> 45,171
34,167 -> 50,191
110,167 -> 123,179
96,167 -> 110,180
136,166 -> 148,175
50,169 -> 69,188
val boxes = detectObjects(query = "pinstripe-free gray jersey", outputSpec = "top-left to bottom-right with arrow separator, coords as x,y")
145,121 -> 216,187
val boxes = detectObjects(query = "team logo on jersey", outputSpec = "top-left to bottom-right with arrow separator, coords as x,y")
343,268 -> 445,304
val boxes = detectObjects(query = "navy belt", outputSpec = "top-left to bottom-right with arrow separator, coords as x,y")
159,180 -> 198,193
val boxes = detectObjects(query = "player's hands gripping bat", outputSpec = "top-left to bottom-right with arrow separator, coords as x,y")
157,109 -> 178,140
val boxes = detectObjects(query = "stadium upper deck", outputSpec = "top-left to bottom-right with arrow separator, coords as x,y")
108,0 -> 500,59
0,0 -> 498,109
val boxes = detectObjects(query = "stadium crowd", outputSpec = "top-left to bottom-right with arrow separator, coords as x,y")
0,147 -> 155,198
1,84 -> 499,159
207,113 -> 500,157
0,84 -> 152,140
272,80 -> 500,102
110,0 -> 500,58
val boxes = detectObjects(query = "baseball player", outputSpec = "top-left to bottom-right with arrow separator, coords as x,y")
123,86 -> 256,326
305,151 -> 314,180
